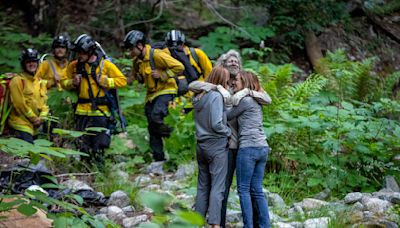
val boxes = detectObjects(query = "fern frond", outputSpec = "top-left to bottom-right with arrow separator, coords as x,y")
382,71 -> 400,98
321,50 -> 378,102
286,74 -> 328,103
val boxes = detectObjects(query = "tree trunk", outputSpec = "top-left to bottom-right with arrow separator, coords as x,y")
114,0 -> 125,48
304,30 -> 327,74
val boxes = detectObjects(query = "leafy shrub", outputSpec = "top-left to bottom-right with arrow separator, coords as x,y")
0,27 -> 51,72
253,51 -> 400,196
164,108 -> 196,170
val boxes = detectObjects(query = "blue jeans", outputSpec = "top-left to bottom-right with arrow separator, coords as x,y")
236,147 -> 270,228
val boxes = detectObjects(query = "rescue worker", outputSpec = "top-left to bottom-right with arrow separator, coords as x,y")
123,30 -> 184,162
164,30 -> 212,113
36,35 -> 70,90
8,48 -> 49,143
61,34 -> 127,168
164,30 -> 212,81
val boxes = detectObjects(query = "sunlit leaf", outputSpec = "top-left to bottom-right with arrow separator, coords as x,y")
138,191 -> 171,214
17,204 -> 37,216
175,210 -> 205,226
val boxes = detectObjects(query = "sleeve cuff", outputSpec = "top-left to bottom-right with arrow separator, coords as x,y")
25,109 -> 36,118
62,79 -> 73,89
160,72 -> 169,81
108,78 -> 115,89
165,69 -> 175,77
39,111 -> 48,117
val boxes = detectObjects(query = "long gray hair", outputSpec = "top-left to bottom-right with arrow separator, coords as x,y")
215,49 -> 242,69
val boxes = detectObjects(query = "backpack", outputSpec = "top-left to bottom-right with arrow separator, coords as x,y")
0,73 -> 18,135
75,51 -> 127,134
149,46 -> 201,96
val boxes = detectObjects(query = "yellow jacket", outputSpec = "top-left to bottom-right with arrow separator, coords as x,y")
36,57 -> 68,90
162,46 -> 212,108
8,72 -> 49,135
132,44 -> 184,103
184,46 -> 212,81
61,57 -> 127,116
162,45 -> 212,81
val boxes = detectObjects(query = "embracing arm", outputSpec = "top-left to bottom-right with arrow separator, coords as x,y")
227,98 -> 250,121
188,81 -> 216,93
231,88 -> 272,106
251,89 -> 272,105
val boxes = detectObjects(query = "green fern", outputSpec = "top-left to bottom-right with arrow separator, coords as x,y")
381,71 -> 400,98
286,74 -> 328,103
322,50 -> 380,102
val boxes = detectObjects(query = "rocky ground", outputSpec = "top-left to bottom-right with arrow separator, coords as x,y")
67,161 -> 400,228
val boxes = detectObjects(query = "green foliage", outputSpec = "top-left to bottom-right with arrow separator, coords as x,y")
164,107 -> 196,170
366,0 -> 400,15
197,27 -> 240,59
197,24 -> 275,59
0,165 -> 114,227
0,138 -> 87,164
46,89 -> 77,128
0,190 -> 117,228
138,191 -> 204,227
389,204 -> 400,224
0,27 -> 51,72
249,52 -> 400,196
321,50 -> 400,102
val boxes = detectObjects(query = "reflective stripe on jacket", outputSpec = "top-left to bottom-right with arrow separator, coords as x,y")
61,57 -> 127,116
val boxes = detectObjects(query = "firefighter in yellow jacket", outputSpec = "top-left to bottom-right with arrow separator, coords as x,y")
8,48 -> 49,143
123,30 -> 184,162
163,30 -> 212,113
36,35 -> 70,90
61,34 -> 127,167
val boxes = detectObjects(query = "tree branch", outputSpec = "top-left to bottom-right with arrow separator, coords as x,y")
124,0 -> 165,28
202,0 -> 251,37
56,172 -> 98,177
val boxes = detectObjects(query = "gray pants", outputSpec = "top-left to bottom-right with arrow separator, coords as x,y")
195,137 -> 228,225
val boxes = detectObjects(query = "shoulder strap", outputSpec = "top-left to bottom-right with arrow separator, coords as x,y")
48,60 -> 58,80
149,48 -> 155,71
190,47 -> 199,66
98,59 -> 106,78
